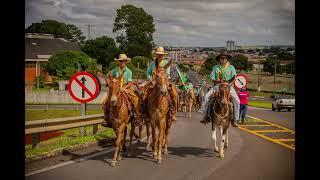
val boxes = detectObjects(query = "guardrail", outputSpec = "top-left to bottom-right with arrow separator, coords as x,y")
25,114 -> 105,148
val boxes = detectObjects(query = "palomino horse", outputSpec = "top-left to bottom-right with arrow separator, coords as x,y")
145,61 -> 172,164
179,88 -> 195,118
208,83 -> 233,158
104,75 -> 138,167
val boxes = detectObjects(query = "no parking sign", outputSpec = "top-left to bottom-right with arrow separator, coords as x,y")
234,74 -> 248,90
68,72 -> 101,103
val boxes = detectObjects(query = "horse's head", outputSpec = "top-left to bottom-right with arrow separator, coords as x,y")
153,61 -> 171,96
218,83 -> 231,105
106,74 -> 123,106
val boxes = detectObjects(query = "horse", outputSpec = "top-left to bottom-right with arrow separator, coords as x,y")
195,88 -> 205,111
145,61 -> 172,164
104,75 -> 138,167
179,88 -> 195,118
208,82 -> 233,158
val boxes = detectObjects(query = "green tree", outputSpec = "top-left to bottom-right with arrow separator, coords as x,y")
277,51 -> 295,60
263,56 -> 280,75
113,5 -> 155,58
230,54 -> 252,71
25,20 -> 85,43
131,56 -> 151,70
81,36 -> 119,67
200,53 -> 217,76
46,51 -> 98,80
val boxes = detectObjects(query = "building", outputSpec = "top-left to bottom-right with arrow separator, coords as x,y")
226,40 -> 235,51
25,33 -> 81,84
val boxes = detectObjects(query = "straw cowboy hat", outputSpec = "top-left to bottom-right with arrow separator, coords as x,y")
155,46 -> 167,55
216,50 -> 232,61
114,54 -> 131,62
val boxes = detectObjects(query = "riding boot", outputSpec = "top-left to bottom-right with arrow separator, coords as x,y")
200,113 -> 210,124
231,119 -> 239,127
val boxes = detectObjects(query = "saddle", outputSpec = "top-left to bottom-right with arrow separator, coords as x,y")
120,90 -> 141,127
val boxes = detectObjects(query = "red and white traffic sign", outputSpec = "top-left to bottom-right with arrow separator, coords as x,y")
68,71 -> 100,103
234,74 -> 248,90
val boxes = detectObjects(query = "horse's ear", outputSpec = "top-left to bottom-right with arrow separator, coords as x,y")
163,60 -> 172,70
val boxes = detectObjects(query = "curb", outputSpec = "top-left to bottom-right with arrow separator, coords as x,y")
25,138 -> 114,163
25,125 -> 147,164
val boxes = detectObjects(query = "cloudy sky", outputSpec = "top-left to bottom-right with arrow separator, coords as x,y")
25,0 -> 295,47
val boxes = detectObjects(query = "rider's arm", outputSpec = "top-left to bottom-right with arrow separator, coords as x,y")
146,62 -> 153,80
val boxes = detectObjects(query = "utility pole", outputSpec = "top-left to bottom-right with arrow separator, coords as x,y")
257,59 -> 261,91
87,24 -> 91,40
273,59 -> 277,93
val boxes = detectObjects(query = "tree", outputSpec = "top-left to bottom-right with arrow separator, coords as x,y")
230,54 -> 252,71
131,56 -> 151,70
25,20 -> 85,43
199,53 -> 217,75
277,51 -> 295,60
81,36 -> 119,67
263,56 -> 280,75
46,51 -> 98,80
113,5 -> 155,58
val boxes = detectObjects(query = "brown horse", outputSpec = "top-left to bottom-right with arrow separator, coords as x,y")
104,75 -> 137,167
208,83 -> 233,158
145,61 -> 172,164
179,88 -> 195,118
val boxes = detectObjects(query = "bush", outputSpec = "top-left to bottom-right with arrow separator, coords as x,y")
34,75 -> 45,88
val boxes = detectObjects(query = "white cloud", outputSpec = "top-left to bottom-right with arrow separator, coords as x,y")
25,0 -> 295,46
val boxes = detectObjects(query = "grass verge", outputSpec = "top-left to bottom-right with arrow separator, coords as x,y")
248,101 -> 272,109
25,109 -> 117,159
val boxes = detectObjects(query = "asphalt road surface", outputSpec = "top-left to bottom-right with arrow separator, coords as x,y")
26,109 -> 295,180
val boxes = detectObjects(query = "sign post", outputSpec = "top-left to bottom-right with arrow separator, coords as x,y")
68,71 -> 101,136
234,74 -> 248,90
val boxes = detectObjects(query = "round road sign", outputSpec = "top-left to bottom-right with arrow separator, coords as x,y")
68,71 -> 100,103
234,74 -> 248,90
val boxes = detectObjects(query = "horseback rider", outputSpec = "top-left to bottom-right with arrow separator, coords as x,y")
100,54 -> 142,127
200,50 -> 240,127
143,46 -> 178,121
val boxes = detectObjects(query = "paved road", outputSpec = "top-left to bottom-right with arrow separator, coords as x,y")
26,110 -> 294,180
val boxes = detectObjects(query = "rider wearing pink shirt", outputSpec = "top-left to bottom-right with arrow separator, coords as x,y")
238,87 -> 249,123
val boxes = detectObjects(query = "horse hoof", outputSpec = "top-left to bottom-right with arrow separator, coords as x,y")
214,148 -> 219,153
117,156 -> 122,161
111,161 -> 116,167
218,153 -> 224,158
157,159 -> 162,164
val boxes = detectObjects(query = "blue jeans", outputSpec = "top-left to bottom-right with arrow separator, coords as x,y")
240,104 -> 248,121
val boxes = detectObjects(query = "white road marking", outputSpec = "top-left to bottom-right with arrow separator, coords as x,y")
25,137 -> 147,177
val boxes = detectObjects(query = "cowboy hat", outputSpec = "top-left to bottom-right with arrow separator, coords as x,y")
114,54 -> 131,62
155,46 -> 167,55
216,50 -> 232,61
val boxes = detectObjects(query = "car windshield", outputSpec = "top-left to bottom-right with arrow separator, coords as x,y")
278,96 -> 294,99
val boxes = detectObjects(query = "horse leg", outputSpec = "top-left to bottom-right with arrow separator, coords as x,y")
112,123 -> 126,167
164,117 -> 172,155
151,121 -> 157,160
157,117 -> 166,164
218,125 -> 225,158
138,125 -> 142,143
146,121 -> 151,151
224,128 -> 229,149
212,125 -> 219,153
128,122 -> 134,156
119,125 -> 127,160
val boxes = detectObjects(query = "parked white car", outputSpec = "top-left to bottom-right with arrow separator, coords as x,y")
272,95 -> 295,112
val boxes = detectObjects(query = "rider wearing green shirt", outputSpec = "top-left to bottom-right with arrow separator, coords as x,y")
200,50 -> 240,127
